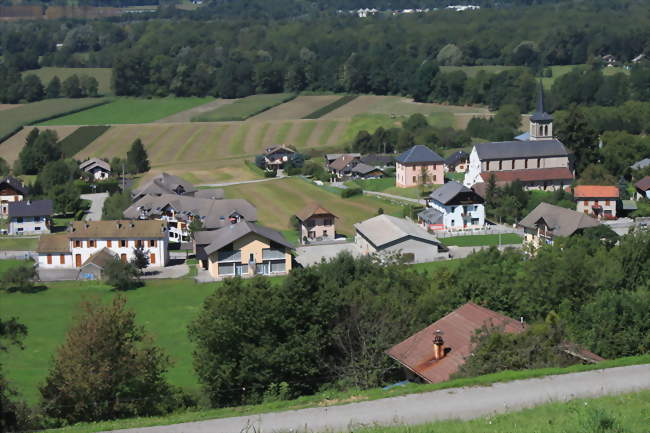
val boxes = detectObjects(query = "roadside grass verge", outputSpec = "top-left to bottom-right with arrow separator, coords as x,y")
0,98 -> 108,142
192,93 -> 296,122
58,125 -> 110,157
40,97 -> 214,125
345,177 -> 395,192
303,94 -> 358,119
0,237 -> 39,251
22,67 -> 113,96
441,233 -> 523,247
37,355 -> 650,433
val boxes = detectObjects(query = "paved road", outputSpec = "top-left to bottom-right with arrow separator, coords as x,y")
81,192 -> 109,221
108,364 -> 650,433
364,190 -> 425,205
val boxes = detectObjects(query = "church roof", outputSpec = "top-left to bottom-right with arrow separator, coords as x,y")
530,82 -> 553,122
475,139 -> 569,160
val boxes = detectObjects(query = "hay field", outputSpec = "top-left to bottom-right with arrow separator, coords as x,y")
223,177 -> 403,235
0,125 -> 79,165
250,95 -> 341,121
0,104 -> 22,111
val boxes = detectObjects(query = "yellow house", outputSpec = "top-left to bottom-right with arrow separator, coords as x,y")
195,221 -> 294,279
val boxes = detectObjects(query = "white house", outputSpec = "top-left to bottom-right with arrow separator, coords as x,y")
420,181 -> 485,231
37,220 -> 169,271
8,200 -> 53,235
79,158 -> 111,180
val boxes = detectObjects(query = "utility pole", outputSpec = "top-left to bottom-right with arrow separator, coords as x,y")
122,161 -> 125,191
498,216 -> 502,249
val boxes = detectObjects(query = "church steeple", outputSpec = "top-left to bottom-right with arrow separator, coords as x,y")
529,81 -> 553,141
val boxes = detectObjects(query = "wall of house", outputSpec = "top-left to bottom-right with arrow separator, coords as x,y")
396,162 -> 444,188
69,237 -> 168,268
88,167 -> 110,180
38,252 -> 73,269
576,198 -> 617,219
300,215 -> 335,243
9,216 -> 50,235
381,238 -> 446,263
0,193 -> 23,216
428,200 -> 485,230
482,156 -> 569,172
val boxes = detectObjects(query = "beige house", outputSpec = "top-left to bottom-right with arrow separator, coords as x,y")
195,221 -> 293,279
573,185 -> 619,220
395,145 -> 445,188
295,203 -> 336,244
0,176 -> 27,217
519,202 -> 599,248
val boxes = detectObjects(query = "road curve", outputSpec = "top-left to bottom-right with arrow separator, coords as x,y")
108,364 -> 650,433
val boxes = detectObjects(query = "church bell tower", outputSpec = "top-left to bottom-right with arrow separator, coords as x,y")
529,82 -> 553,141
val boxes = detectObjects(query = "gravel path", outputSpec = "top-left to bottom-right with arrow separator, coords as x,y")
106,364 -> 650,433
80,192 -> 109,221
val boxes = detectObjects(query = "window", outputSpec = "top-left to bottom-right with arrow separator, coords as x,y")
74,240 -> 81,248
120,253 -> 127,263
524,159 -> 528,169
433,175 -> 437,181
35,216 -> 41,222
537,158 -> 541,168
249,253 -> 255,262
107,240 -> 112,247
323,230 -> 328,237
149,240 -> 157,247
135,240 -> 142,248
47,254 -> 52,265
17,217 -> 23,223
595,200 -> 599,205
60,254 -> 65,264
605,200 -> 610,206
412,176 -> 416,183
88,240 -> 95,248
35,226 -> 41,231
218,262 -> 235,276
584,200 -> 588,206
120,240 -> 127,248
271,260 -> 286,273
498,161 -> 502,170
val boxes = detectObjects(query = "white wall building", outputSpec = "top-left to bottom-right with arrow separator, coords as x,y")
420,181 -> 485,231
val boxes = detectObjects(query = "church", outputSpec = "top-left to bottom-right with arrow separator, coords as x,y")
464,86 -> 574,191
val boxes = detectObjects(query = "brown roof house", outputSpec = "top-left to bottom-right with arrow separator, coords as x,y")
573,185 -> 619,220
0,175 -> 27,217
328,154 -> 361,179
263,145 -> 297,170
518,202 -> 599,248
635,176 -> 650,200
79,158 -> 111,181
132,173 -> 198,201
295,203 -> 336,244
386,302 -> 603,384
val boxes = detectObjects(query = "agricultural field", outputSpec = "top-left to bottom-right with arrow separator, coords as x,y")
192,93 -> 296,122
303,94 -> 358,119
58,125 -> 110,157
0,237 -> 39,251
39,97 -> 215,126
22,67 -> 112,96
223,177 -> 404,235
0,125 -> 78,166
540,64 -> 630,89
0,97 -> 108,142
250,95 -> 341,120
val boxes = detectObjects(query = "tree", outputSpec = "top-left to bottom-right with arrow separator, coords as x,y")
436,44 -> 462,66
104,259 -> 142,291
1,317 -> 29,432
22,74 -> 44,102
0,157 -> 9,177
1,263 -> 37,293
17,129 -> 61,175
556,104 -> 599,174
577,164 -> 617,186
61,74 -> 82,98
102,190 -> 131,220
40,296 -> 173,423
188,216 -> 204,240
36,159 -> 78,194
45,76 -> 61,98
49,183 -> 83,216
79,75 -> 99,97
131,245 -> 150,273
126,139 -> 150,174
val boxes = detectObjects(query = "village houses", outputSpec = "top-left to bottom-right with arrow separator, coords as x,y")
519,202 -> 599,247
419,181 -> 485,231
573,185 -> 619,220
0,176 -> 27,217
132,172 -> 198,201
8,199 -> 53,235
295,203 -> 336,244
635,176 -> 650,200
79,158 -> 112,180
395,145 -> 445,188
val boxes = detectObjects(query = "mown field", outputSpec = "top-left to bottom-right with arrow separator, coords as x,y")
0,125 -> 79,166
39,97 -> 215,126
223,177 -> 404,235
193,93 -> 295,122
0,97 -> 108,142
0,237 -> 39,251
22,67 -> 113,96
250,94 -> 340,120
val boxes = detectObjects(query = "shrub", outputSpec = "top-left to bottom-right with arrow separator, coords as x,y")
1,263 -> 37,293
341,187 -> 362,198
264,170 -> 277,178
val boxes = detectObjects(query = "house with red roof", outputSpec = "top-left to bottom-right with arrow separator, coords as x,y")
573,185 -> 619,220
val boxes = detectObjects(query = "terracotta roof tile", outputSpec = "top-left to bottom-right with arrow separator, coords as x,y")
573,185 -> 619,199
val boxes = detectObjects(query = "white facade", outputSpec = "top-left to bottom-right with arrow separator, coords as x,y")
464,147 -> 483,187
87,166 -> 110,180
428,200 -> 485,230
0,193 -> 23,216
9,216 -> 50,235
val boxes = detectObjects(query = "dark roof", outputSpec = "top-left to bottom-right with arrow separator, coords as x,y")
194,188 -> 225,200
386,303 -> 525,384
329,155 -> 359,171
0,176 -> 27,196
396,145 -> 444,164
479,167 -> 574,183
8,199 -> 52,218
418,207 -> 444,225
635,176 -> 650,192
81,248 -> 117,269
69,220 -> 167,239
264,145 -> 296,156
359,154 -> 395,166
530,82 -> 553,122
202,221 -> 294,256
444,151 -> 469,166
351,162 -> 383,175
428,181 -> 479,205
519,202 -> 599,237
296,202 -> 336,221
132,173 -> 197,198
79,158 -> 111,172
475,139 -> 569,160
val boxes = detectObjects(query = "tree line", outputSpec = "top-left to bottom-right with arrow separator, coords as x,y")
0,67 -> 99,103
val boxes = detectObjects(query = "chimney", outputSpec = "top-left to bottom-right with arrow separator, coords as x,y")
432,329 -> 445,361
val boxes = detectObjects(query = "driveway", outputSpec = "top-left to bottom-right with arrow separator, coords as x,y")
107,364 -> 650,433
80,192 -> 109,221
141,260 -> 189,279
296,242 -> 360,267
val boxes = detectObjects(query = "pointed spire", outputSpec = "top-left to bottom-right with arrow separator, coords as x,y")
530,80 -> 553,122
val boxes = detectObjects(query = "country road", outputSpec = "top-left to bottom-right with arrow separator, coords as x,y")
108,364 -> 650,433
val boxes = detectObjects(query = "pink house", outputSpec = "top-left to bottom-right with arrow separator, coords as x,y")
295,203 -> 336,244
395,145 -> 445,188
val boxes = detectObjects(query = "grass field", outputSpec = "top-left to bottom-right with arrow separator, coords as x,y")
303,94 -> 358,119
22,67 -> 112,96
440,65 -> 521,77
192,93 -> 295,122
58,125 -> 110,157
441,233 -> 523,247
345,177 -> 427,200
39,97 -> 215,126
0,125 -> 79,166
0,97 -> 108,142
540,64 -> 630,89
250,95 -> 341,121
223,177 -> 403,235
0,237 -> 39,251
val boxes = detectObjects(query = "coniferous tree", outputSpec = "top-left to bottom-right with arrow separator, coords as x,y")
126,139 -> 150,174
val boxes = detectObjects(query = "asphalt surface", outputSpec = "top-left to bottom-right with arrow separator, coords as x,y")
81,192 -> 109,221
107,364 -> 650,433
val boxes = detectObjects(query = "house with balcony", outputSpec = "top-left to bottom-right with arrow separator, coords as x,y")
328,154 -> 361,179
195,221 -> 293,279
395,145 -> 445,188
79,158 -> 111,180
518,202 -> 599,248
444,151 -> 469,173
1,176 -> 27,217
295,203 -> 336,244
37,220 -> 169,273
419,181 -> 485,231
263,145 -> 297,170
573,185 -> 619,220
123,194 -> 253,243
8,199 -> 52,235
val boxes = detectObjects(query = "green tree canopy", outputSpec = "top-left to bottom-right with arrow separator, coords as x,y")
126,138 -> 150,174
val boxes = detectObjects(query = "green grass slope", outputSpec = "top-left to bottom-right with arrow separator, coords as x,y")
58,125 -> 110,157
192,93 -> 296,122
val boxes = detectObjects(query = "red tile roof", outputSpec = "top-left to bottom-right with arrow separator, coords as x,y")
573,185 -> 619,199
385,303 -> 525,384
479,167 -> 574,183
635,176 -> 650,192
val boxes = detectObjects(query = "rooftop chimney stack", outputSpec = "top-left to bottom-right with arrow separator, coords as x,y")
432,329 -> 445,361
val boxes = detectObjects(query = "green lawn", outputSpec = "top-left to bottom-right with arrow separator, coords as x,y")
22,67 -> 113,96
346,177 -> 395,192
39,97 -> 215,125
441,233 -> 523,247
540,64 -> 630,89
440,65 -> 522,77
0,237 -> 39,251
192,93 -> 296,122
0,258 -> 27,275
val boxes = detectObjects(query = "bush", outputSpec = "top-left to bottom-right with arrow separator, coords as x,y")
104,259 -> 142,291
264,170 -> 277,178
1,263 -> 37,293
73,179 -> 121,194
341,187 -> 362,198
